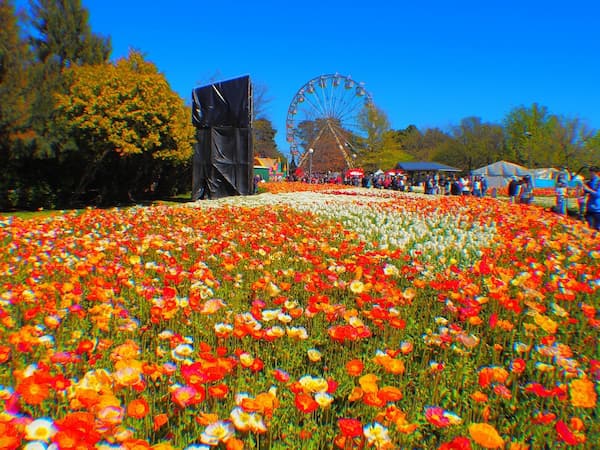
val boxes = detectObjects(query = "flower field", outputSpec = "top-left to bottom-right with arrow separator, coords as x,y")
0,183 -> 598,449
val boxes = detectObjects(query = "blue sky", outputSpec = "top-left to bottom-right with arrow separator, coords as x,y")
16,0 -> 600,158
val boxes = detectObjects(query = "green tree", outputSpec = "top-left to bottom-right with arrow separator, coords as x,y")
26,0 -> 111,158
544,116 -> 596,171
357,103 -> 390,153
29,0 -> 110,66
503,103 -> 597,170
54,51 -> 196,203
582,131 -> 600,170
0,0 -> 41,209
433,117 -> 505,171
0,0 -> 31,152
398,125 -> 453,162
253,117 -> 286,161
503,103 -> 557,168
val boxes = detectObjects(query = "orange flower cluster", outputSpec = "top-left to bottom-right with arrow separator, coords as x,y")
0,186 -> 598,448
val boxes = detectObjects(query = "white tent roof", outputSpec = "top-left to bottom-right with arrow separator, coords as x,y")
472,160 -> 531,177
532,167 -> 560,180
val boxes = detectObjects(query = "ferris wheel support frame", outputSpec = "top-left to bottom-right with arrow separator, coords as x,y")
286,73 -> 373,170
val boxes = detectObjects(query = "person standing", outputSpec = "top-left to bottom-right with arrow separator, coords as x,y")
584,166 -> 600,230
508,176 -> 519,203
555,172 -> 569,215
572,175 -> 587,220
481,175 -> 488,197
472,176 -> 482,197
460,175 -> 471,195
519,175 -> 534,205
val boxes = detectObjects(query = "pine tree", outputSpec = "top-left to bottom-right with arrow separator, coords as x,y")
0,0 -> 36,209
27,0 -> 112,158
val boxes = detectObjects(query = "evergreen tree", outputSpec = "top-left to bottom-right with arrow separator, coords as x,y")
0,0 -> 113,208
253,118 -> 281,159
0,0 -> 31,152
29,0 -> 110,67
27,0 -> 111,158
0,0 -> 38,209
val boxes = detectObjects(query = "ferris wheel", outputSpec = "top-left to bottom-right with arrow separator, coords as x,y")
286,74 -> 373,171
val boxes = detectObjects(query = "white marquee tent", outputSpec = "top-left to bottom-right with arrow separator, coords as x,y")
471,160 -> 533,188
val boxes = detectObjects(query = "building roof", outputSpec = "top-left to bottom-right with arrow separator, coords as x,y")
395,161 -> 461,172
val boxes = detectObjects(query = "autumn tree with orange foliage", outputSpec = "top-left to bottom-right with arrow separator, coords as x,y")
54,50 -> 196,203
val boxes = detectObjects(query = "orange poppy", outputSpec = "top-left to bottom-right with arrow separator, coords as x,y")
469,423 -> 505,449
345,359 -> 364,377
123,439 -> 152,449
0,345 -> 10,364
127,398 -> 150,419
362,392 -> 386,408
225,437 -> 244,450
16,376 -> 50,405
208,383 -> 229,399
153,413 -> 168,431
377,386 -> 403,403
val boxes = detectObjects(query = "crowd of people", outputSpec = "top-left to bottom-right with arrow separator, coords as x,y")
289,166 -> 600,231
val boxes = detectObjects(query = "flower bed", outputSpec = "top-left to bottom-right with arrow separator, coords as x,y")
0,185 -> 598,449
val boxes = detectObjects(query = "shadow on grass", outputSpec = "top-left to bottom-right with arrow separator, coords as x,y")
1,193 -> 195,219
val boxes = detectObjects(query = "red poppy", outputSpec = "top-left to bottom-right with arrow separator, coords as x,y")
273,369 -> 290,382
555,420 -> 578,445
531,411 -> 556,425
295,393 -> 319,414
438,436 -> 472,450
153,413 -> 168,431
338,418 -> 363,437
510,358 -> 526,374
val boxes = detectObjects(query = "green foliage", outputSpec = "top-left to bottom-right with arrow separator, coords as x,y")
503,103 -> 594,170
432,117 -> 506,172
357,129 -> 414,171
0,0 -> 33,155
357,103 -> 390,154
253,118 -> 285,161
396,126 -> 454,163
53,51 -> 196,203
29,0 -> 111,66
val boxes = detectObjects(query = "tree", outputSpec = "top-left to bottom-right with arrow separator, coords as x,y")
545,116 -> 596,171
253,117 -> 286,162
26,0 -> 111,158
503,103 -> 597,170
0,0 -> 31,153
0,0 -> 43,209
357,103 -> 390,153
29,0 -> 110,67
503,103 -> 557,168
398,125 -> 453,162
252,81 -> 272,123
54,51 -> 196,202
582,131 -> 600,170
433,117 -> 505,172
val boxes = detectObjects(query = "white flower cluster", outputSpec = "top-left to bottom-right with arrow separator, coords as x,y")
191,190 -> 498,267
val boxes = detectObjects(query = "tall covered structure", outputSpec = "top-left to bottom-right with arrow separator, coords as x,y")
191,76 -> 253,199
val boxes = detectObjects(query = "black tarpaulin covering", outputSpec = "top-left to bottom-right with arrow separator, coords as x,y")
191,75 -> 253,200
192,128 -> 252,199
